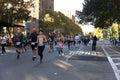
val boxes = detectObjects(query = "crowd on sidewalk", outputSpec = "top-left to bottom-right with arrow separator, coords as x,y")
0,27 -> 100,64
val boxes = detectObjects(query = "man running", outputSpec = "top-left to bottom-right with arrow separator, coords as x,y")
48,32 -> 54,53
21,32 -> 27,53
13,28 -> 23,59
29,27 -> 38,61
0,34 -> 7,55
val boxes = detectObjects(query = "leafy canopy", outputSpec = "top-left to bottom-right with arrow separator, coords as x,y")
40,11 -> 83,35
0,0 -> 34,24
76,0 -> 120,29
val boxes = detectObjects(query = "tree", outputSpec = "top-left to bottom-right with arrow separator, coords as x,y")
93,28 -> 101,38
76,0 -> 120,29
0,0 -> 34,35
40,11 -> 83,35
0,0 -> 33,24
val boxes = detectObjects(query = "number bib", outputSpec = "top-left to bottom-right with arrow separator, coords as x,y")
31,42 -> 36,45
38,37 -> 44,46
16,42 -> 21,45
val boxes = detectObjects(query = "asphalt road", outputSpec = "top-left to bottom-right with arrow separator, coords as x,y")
0,40 -> 118,80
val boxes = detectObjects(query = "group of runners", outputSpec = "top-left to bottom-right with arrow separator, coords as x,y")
0,27 -> 93,64
12,27 -> 47,64
0,27 -> 47,64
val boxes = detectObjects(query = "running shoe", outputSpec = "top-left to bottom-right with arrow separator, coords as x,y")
32,57 -> 36,61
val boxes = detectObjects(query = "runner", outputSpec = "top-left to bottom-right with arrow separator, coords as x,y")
21,32 -> 27,53
70,35 -> 75,49
29,27 -> 38,61
56,32 -> 64,56
37,30 -> 47,63
13,28 -> 23,59
0,34 -> 7,55
48,32 -> 54,53
74,34 -> 80,48
67,35 -> 71,49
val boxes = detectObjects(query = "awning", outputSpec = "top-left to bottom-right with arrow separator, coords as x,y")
12,24 -> 24,27
0,21 -> 24,28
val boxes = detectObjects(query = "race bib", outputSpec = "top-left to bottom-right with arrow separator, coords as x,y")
31,42 -> 36,45
16,42 -> 21,45
38,37 -> 44,46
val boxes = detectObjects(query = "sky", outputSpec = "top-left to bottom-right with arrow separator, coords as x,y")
54,0 -> 84,15
54,0 -> 95,33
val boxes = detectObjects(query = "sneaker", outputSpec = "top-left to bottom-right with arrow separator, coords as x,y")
59,54 -> 61,56
32,57 -> 36,61
61,53 -> 65,56
17,55 -> 20,59
40,60 -> 42,64
16,50 -> 18,53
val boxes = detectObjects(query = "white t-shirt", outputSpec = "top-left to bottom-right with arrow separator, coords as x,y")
75,35 -> 80,41
0,37 -> 6,44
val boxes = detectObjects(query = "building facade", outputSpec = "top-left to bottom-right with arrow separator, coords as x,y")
39,0 -> 54,19
25,0 -> 54,33
24,0 -> 40,33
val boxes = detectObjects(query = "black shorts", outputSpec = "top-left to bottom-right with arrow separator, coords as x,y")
30,42 -> 37,50
49,42 -> 54,45
15,42 -> 22,48
22,41 -> 27,46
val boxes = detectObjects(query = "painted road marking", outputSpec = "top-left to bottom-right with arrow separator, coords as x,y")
102,46 -> 120,80
66,46 -> 83,61
66,46 -> 104,62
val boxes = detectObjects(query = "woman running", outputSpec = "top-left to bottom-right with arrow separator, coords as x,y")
37,30 -> 47,63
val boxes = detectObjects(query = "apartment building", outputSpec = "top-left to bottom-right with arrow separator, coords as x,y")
40,0 -> 54,19
24,0 -> 39,34
25,0 -> 54,33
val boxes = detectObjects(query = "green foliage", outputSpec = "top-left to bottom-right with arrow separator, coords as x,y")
40,11 -> 83,35
109,23 -> 119,38
77,0 -> 120,29
0,0 -> 34,34
0,0 -> 33,23
93,28 -> 101,38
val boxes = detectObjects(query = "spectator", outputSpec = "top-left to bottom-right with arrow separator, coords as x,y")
92,36 -> 98,51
